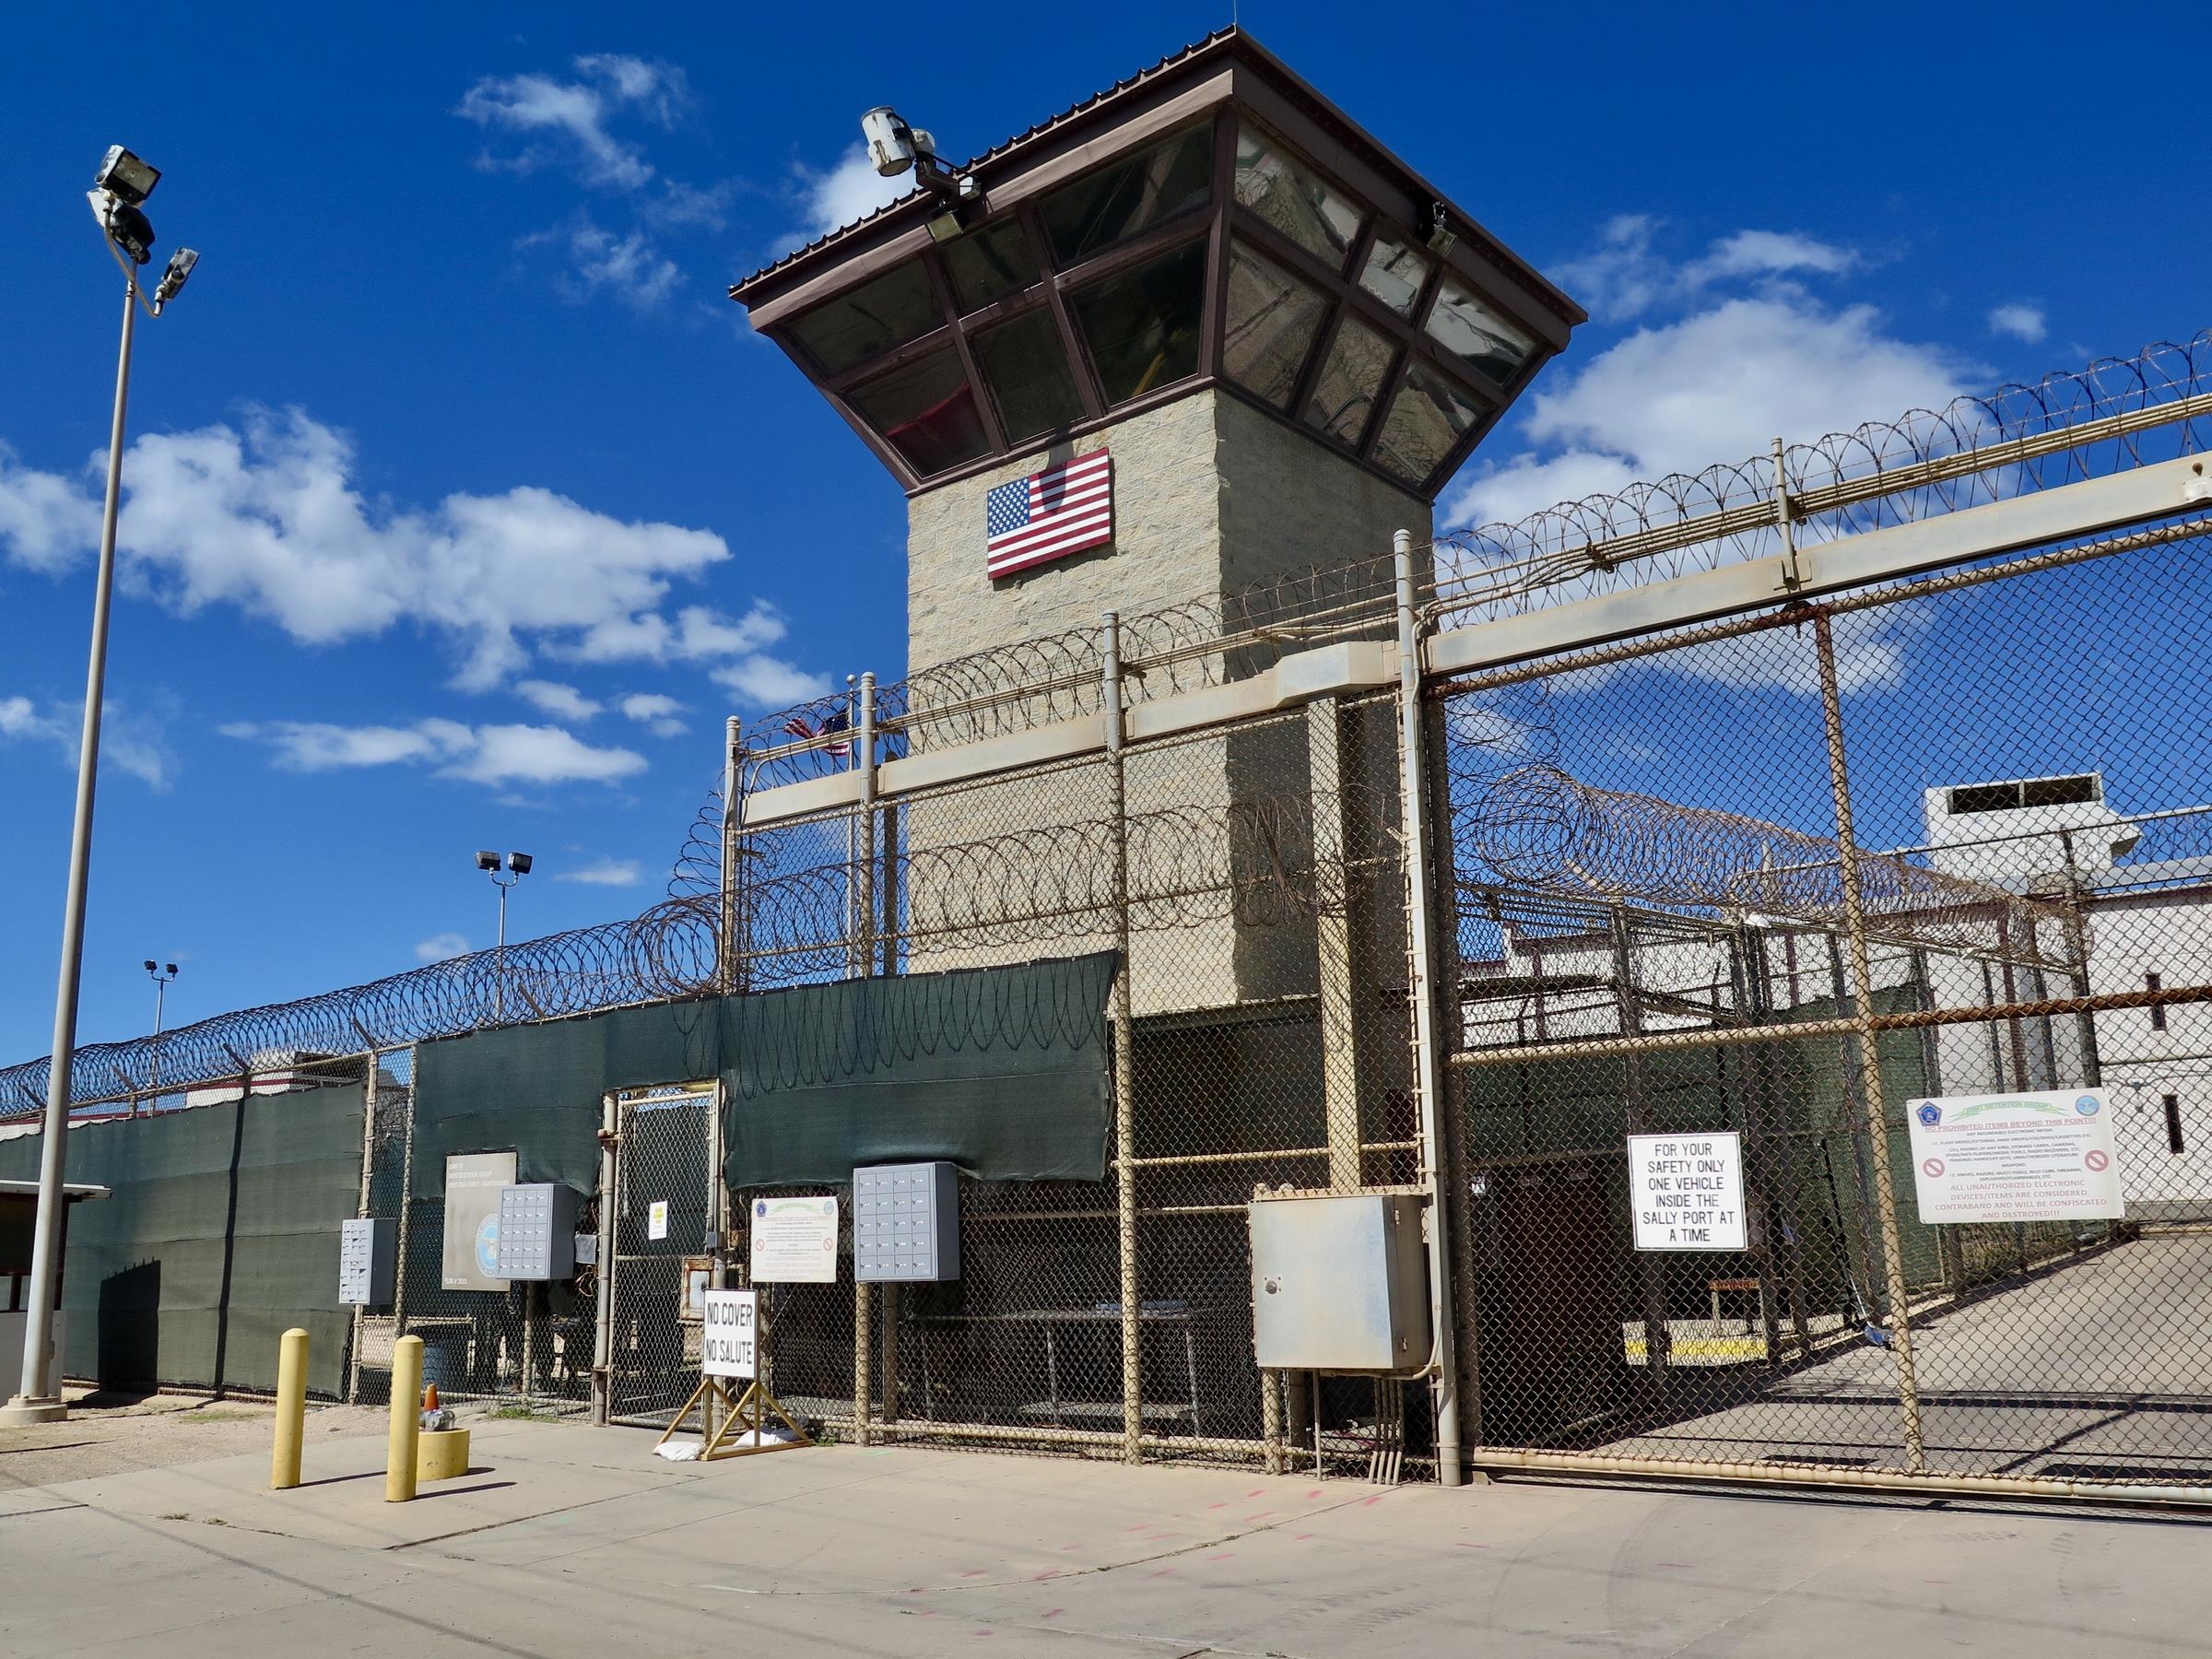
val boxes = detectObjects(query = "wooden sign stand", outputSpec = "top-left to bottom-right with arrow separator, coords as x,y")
655,1292 -> 813,1462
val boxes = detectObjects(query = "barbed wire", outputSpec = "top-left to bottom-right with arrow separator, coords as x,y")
1434,329 -> 2212,623
1453,761 -> 2080,970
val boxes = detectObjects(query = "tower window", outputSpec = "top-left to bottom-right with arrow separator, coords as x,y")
2148,972 -> 2167,1030
2166,1094 -> 2186,1155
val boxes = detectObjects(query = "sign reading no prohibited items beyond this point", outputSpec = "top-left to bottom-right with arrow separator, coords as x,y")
748,1194 -> 840,1284
1628,1132 -> 1747,1252
1907,1090 -> 2124,1224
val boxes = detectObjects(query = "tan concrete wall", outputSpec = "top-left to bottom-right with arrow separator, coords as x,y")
897,386 -> 1428,1016
907,392 -> 1226,677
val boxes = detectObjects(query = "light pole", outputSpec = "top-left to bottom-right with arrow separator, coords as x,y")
5,148 -> 200,1427
141,960 -> 177,1114
476,851 -> 532,1019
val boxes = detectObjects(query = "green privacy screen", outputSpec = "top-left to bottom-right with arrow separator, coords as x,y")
0,1084 -> 362,1396
409,997 -> 721,1196
407,952 -> 1117,1198
721,951 -> 1120,1186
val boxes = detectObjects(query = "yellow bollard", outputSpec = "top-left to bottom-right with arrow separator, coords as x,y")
385,1335 -> 423,1502
270,1327 -> 310,1489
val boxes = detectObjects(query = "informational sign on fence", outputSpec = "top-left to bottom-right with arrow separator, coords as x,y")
701,1288 -> 757,1380
441,1151 -> 516,1290
648,1200 -> 669,1241
749,1194 -> 840,1283
1628,1132 -> 1747,1250
1907,1090 -> 2124,1223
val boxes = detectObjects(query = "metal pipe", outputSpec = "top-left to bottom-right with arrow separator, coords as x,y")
851,673 -> 878,1445
347,1052 -> 377,1405
720,717 -> 742,993
392,1053 -> 416,1342
386,1335 -> 423,1502
1810,609 -> 1927,1472
592,1091 -> 618,1426
1470,1445 -> 2212,1511
272,1327 -> 309,1489
1394,530 -> 1464,1487
1102,610 -> 1142,1465
7,272 -> 138,1423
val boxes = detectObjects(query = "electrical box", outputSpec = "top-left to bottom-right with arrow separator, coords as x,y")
495,1183 -> 579,1281
853,1161 -> 961,1282
571,1231 -> 598,1267
338,1217 -> 396,1307
1249,1194 -> 1430,1372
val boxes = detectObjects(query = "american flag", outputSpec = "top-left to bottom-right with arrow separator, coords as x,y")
984,450 -> 1112,579
781,707 -> 851,759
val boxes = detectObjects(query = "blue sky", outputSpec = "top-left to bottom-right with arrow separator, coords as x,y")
0,2 -> 2204,1066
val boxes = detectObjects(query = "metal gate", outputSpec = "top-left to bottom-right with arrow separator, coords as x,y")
599,1082 -> 723,1427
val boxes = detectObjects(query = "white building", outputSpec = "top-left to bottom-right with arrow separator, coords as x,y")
1922,773 -> 2212,1220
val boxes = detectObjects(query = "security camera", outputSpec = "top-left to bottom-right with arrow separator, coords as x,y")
154,247 -> 198,305
861,107 -> 919,178
507,852 -> 534,877
104,200 -> 157,265
476,850 -> 500,872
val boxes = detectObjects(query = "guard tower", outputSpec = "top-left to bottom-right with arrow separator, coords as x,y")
731,31 -> 1583,1022
732,29 -> 1583,675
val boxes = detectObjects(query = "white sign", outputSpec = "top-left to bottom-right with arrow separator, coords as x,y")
441,1151 -> 516,1291
1907,1089 -> 2124,1223
749,1194 -> 840,1284
648,1200 -> 669,1241
1629,1132 -> 1747,1251
701,1289 -> 757,1380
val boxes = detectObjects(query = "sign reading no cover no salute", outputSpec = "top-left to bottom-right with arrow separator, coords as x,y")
1628,1132 -> 1747,1251
700,1289 -> 757,1380
1907,1090 -> 2124,1224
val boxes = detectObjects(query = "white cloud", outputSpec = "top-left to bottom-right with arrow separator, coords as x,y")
457,55 -> 689,190
415,932 -> 471,962
0,444 -> 100,574
618,691 -> 687,736
1558,217 -> 1860,323
222,717 -> 645,787
556,856 -> 643,887
711,654 -> 830,707
514,679 -> 602,721
523,218 -> 684,311
1988,302 -> 2048,344
1,692 -> 175,789
1447,291 -> 1973,528
793,145 -> 911,245
0,409 -> 817,698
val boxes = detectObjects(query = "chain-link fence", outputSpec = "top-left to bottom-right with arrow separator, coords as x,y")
13,330 -> 2210,1500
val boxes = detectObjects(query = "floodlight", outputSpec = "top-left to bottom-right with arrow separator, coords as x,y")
1423,201 -> 1457,255
105,202 -> 156,265
94,145 -> 160,207
143,959 -> 157,971
506,852 -> 534,877
154,247 -> 198,305
165,963 -> 178,976
476,850 -> 500,871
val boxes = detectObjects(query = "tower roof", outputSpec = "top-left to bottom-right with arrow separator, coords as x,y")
732,29 -> 1585,500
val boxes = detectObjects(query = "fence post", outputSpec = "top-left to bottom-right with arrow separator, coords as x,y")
1809,608 -> 1928,1473
1102,610 -> 1142,1465
593,1090 -> 618,1426
392,1053 -> 415,1346
1609,905 -> 1672,1377
851,673 -> 877,1447
721,717 -> 743,994
347,1050 -> 378,1405
1393,530 -> 1464,1488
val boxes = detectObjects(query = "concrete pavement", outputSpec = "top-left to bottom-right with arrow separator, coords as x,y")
4,1417 -> 2209,1655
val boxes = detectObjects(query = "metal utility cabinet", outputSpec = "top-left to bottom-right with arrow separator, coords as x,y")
853,1161 -> 961,1282
1249,1194 -> 1430,1372
495,1182 -> 578,1281
337,1217 -> 396,1307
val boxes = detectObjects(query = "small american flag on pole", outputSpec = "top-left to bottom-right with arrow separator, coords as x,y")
984,450 -> 1112,579
781,707 -> 851,759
